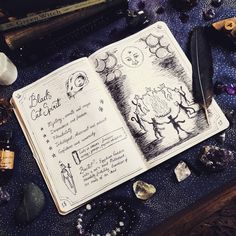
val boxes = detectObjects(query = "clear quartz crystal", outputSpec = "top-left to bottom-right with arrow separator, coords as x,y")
133,180 -> 156,200
174,161 -> 191,182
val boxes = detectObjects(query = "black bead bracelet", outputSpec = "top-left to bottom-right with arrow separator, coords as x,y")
76,199 -> 136,236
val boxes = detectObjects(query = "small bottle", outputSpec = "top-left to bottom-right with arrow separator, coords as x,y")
0,130 -> 14,172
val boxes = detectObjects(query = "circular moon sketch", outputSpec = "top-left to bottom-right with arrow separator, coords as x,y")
121,46 -> 144,68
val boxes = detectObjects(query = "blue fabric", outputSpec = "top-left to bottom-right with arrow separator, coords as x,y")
0,0 -> 236,235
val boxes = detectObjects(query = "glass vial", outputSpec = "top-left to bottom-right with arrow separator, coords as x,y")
0,130 -> 14,171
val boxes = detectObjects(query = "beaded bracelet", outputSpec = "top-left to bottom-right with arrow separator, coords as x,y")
76,199 -> 136,236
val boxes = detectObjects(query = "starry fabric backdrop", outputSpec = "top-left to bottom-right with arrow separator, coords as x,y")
0,0 -> 236,235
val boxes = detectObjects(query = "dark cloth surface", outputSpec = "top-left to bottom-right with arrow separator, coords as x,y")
0,0 -> 236,235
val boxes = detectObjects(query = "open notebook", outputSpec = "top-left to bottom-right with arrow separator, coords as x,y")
11,22 -> 229,215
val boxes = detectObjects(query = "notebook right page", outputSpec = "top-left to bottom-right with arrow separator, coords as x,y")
89,21 -> 229,168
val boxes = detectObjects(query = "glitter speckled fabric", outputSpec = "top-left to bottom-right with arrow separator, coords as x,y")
0,1 -> 236,235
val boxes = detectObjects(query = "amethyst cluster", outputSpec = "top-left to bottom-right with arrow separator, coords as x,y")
199,145 -> 234,172
214,81 -> 236,95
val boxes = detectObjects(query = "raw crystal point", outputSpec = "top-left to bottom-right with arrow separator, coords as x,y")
126,10 -> 149,29
204,9 -> 216,21
216,131 -> 226,144
15,182 -> 45,224
174,161 -> 191,182
199,145 -> 234,172
133,180 -> 156,200
0,187 -> 10,206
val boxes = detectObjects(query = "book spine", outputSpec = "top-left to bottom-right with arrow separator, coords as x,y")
0,0 -> 107,31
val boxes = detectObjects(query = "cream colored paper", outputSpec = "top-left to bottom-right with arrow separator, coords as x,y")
12,22 -> 229,214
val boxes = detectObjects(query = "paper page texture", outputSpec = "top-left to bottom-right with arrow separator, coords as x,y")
12,58 -> 145,214
89,21 -> 229,168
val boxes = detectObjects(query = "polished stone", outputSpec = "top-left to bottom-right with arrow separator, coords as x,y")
133,180 -> 156,200
15,182 -> 45,224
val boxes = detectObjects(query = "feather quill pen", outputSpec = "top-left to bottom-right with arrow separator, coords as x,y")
190,26 -> 214,125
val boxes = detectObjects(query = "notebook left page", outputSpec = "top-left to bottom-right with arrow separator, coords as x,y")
12,58 -> 145,214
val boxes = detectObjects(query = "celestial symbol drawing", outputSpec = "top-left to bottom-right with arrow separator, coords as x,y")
141,33 -> 173,59
100,99 -> 104,104
40,127 -> 44,131
98,106 -> 103,112
72,150 -> 81,165
95,51 -> 123,83
46,140 -> 50,143
59,162 -> 77,195
66,71 -> 89,99
121,46 -> 144,68
43,134 -> 47,138
49,146 -> 53,150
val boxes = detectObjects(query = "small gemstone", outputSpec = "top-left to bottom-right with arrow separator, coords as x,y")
156,7 -> 165,14
133,180 -> 156,200
225,110 -> 236,127
126,10 -> 150,29
116,227 -> 121,232
199,145 -> 234,172
119,221 -> 125,227
214,81 -> 226,95
225,84 -> 236,95
203,9 -> 216,21
179,13 -> 189,23
76,224 -> 82,230
174,161 -> 191,182
105,233 -> 111,236
111,230 -> 117,236
86,204 -> 92,210
78,218 -> 83,222
216,131 -> 226,144
0,187 -> 10,205
211,0 -> 223,7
